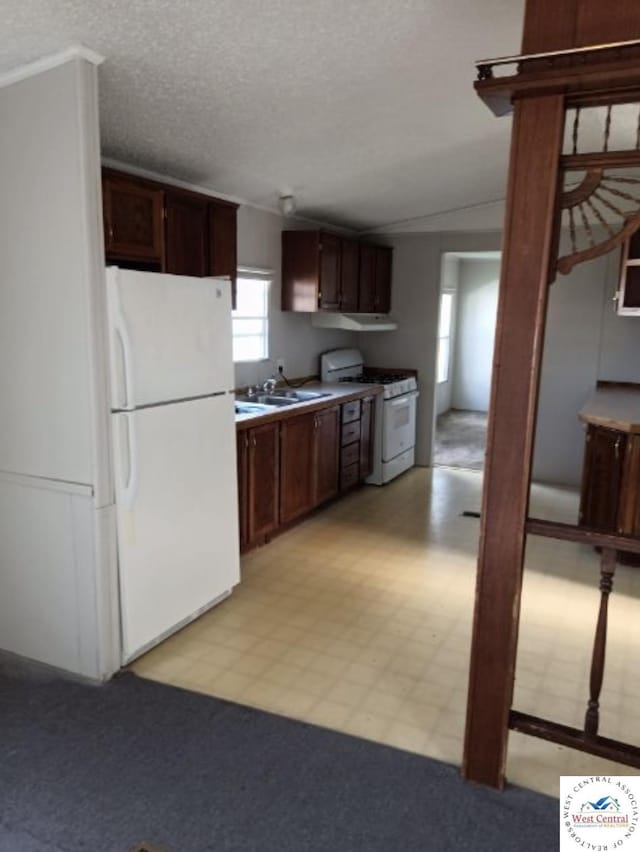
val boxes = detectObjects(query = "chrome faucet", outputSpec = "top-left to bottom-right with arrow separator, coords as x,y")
262,376 -> 277,394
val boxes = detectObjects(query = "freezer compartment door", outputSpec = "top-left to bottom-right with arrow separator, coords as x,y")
106,268 -> 233,409
112,394 -> 239,662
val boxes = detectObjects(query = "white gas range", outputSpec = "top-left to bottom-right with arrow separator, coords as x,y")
320,348 -> 419,485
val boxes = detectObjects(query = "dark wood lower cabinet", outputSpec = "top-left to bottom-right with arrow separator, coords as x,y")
314,407 -> 340,505
280,408 -> 340,523
359,395 -> 375,480
280,414 -> 316,524
236,427 -> 248,549
237,422 -> 280,550
579,424 -> 626,532
579,422 -> 640,565
238,392 -> 379,552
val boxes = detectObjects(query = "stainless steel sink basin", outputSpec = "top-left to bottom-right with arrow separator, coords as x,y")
235,389 -> 333,412
270,390 -> 332,401
235,401 -> 275,414
237,394 -> 296,407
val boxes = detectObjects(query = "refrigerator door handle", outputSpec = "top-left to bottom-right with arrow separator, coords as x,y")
120,412 -> 139,510
113,314 -> 136,410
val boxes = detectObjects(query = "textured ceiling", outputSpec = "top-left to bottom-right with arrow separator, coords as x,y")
1,0 -> 523,230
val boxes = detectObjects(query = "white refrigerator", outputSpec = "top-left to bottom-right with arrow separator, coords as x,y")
106,267 -> 240,663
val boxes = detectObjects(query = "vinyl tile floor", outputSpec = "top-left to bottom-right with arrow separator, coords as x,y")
132,467 -> 640,796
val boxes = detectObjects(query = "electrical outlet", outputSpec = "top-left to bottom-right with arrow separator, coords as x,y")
276,357 -> 285,375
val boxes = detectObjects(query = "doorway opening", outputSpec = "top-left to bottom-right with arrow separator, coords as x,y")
432,252 -> 500,471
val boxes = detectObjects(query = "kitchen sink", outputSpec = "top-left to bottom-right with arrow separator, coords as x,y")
235,401 -> 275,414
236,389 -> 333,412
270,389 -> 332,401
237,394 -> 296,407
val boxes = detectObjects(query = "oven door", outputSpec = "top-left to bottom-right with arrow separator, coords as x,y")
382,391 -> 418,462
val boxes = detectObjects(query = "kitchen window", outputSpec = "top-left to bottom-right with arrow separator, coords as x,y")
436,292 -> 453,384
232,271 -> 271,362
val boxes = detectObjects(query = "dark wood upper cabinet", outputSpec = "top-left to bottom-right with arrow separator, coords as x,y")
102,172 -> 164,264
282,230 -> 392,313
209,202 -> 238,279
359,243 -> 392,313
319,233 -> 341,310
164,191 -> 208,277
358,243 -> 376,312
101,169 -> 238,290
314,406 -> 340,505
340,238 -> 359,313
374,245 -> 392,313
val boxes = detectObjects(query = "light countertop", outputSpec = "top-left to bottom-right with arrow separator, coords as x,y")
579,386 -> 640,434
234,382 -> 383,429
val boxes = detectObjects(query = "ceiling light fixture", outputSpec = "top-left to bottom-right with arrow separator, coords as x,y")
279,194 -> 296,217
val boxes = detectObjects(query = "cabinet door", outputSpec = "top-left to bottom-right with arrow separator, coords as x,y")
236,432 -> 249,549
319,233 -> 341,310
358,243 -> 376,312
314,406 -> 340,505
103,174 -> 164,262
209,202 -> 238,306
165,191 -> 208,276
374,246 -> 392,313
248,422 -> 280,544
359,395 -> 375,480
280,413 -> 315,523
340,238 -> 359,312
579,424 -> 626,531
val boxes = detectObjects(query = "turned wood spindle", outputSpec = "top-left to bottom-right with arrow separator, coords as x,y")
584,547 -> 616,738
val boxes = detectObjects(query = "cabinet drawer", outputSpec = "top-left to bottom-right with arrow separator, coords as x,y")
341,421 -> 360,446
340,463 -> 359,491
341,441 -> 360,469
342,400 -> 361,424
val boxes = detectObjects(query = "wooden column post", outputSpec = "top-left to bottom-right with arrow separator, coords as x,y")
462,93 -> 566,788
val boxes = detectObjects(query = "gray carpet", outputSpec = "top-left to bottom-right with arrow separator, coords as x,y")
434,409 -> 488,470
0,669 -> 558,852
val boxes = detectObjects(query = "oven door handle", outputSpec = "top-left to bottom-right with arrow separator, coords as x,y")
387,391 -> 419,406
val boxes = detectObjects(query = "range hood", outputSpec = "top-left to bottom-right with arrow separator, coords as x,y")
311,312 -> 398,332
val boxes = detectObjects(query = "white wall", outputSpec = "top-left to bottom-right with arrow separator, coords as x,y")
234,206 -> 356,389
359,230 -> 640,487
0,61 -> 100,485
0,58 -> 117,679
451,259 -> 499,412
435,255 -> 458,416
358,231 -> 503,467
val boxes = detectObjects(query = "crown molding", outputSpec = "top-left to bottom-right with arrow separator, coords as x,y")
0,45 -> 104,90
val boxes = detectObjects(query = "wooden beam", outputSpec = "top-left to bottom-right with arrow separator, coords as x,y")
475,55 -> 640,117
526,517 -> 640,553
561,150 -> 640,171
510,711 -> 640,768
522,0 -> 640,54
462,94 -> 565,789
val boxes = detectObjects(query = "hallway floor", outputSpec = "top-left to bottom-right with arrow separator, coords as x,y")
433,409 -> 487,470
132,467 -> 640,795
